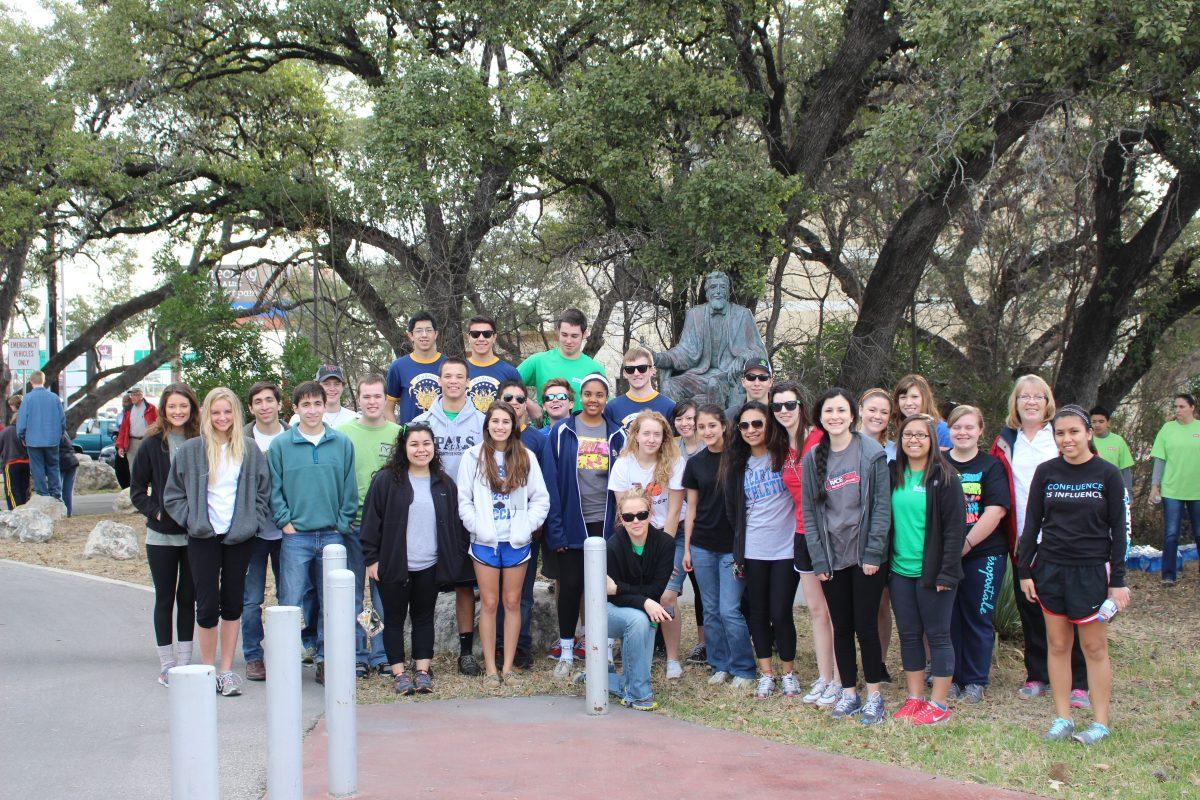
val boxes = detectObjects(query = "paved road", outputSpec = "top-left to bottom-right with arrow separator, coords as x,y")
0,560 -> 324,800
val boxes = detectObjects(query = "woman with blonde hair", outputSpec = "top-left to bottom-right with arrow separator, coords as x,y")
892,374 -> 951,449
609,410 -> 686,677
163,387 -> 271,696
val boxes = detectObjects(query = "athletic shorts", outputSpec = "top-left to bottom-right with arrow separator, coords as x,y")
470,541 -> 532,570
794,533 -> 814,574
1032,560 -> 1110,624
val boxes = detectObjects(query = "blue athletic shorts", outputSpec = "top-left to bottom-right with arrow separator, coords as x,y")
470,541 -> 532,569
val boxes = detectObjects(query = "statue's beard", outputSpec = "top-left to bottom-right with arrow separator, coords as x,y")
709,296 -> 728,312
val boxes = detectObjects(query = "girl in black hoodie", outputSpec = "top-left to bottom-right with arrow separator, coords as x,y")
361,422 -> 469,696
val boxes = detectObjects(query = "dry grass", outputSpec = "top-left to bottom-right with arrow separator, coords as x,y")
0,513 -> 154,585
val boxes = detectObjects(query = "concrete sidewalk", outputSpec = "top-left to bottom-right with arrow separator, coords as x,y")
302,696 -> 1036,799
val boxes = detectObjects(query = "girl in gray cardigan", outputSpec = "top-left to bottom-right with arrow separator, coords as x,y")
164,387 -> 271,697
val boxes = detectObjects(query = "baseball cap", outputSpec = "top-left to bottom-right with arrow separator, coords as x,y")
315,364 -> 345,383
579,372 -> 612,394
742,357 -> 772,376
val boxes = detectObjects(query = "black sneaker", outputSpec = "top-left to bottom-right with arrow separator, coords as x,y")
513,648 -> 534,670
315,662 -> 325,685
654,642 -> 667,660
685,643 -> 707,665
458,653 -> 482,676
355,662 -> 369,679
377,664 -> 392,681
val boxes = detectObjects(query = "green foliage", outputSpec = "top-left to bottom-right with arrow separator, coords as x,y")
279,335 -> 322,407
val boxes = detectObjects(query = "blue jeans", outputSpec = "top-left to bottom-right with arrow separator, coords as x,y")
607,603 -> 655,703
280,529 -> 346,663
344,529 -> 388,667
1162,498 -> 1200,581
242,537 -> 282,663
689,546 -> 755,678
302,562 -> 319,651
61,468 -> 76,516
26,446 -> 61,499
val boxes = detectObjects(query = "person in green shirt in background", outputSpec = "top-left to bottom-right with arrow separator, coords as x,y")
339,374 -> 401,678
1149,393 -> 1200,585
517,308 -> 606,417
1089,406 -> 1134,494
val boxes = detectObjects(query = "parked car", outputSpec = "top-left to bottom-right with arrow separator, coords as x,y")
99,444 -> 117,467
73,418 -> 118,460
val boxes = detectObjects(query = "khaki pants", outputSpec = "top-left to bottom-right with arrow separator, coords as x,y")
126,436 -> 144,465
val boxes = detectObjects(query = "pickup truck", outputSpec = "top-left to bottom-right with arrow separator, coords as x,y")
73,417 -> 119,460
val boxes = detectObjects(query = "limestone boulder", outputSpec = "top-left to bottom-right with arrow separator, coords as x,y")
23,494 -> 67,521
74,458 -> 120,492
0,508 -> 54,543
419,579 -> 558,656
112,488 -> 138,515
84,520 -> 140,560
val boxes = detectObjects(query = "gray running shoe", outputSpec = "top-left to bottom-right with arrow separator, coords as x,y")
553,659 -> 574,679
457,654 -> 482,677
414,670 -> 432,694
755,674 -> 776,699
859,692 -> 886,726
947,683 -> 962,701
802,676 -> 828,704
780,672 -> 801,698
817,680 -> 843,708
730,675 -> 756,690
1044,717 -> 1076,741
393,671 -> 414,696
686,643 -> 707,664
1019,680 -> 1047,698
708,670 -> 730,685
830,690 -> 862,719
1072,722 -> 1109,745
621,696 -> 658,711
665,660 -> 684,680
218,672 -> 243,697
301,646 -> 315,665
961,684 -> 985,704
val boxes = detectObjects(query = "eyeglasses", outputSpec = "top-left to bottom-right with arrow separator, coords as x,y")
501,394 -> 526,404
1017,394 -> 1047,403
738,419 -> 766,431
622,364 -> 650,375
744,373 -> 771,382
467,330 -> 495,339
620,511 -> 650,522
543,392 -> 569,402
411,327 -> 436,335
901,432 -> 931,441
770,400 -> 798,412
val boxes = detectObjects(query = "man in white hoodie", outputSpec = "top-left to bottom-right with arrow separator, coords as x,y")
414,356 -> 486,675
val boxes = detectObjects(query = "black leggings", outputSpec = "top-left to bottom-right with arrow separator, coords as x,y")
822,565 -> 888,687
147,543 -> 195,647
743,558 -> 799,661
556,522 -> 604,639
378,566 -> 439,663
187,536 -> 255,629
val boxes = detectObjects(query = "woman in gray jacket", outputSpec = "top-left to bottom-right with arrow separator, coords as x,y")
164,387 -> 271,697
801,388 -> 892,725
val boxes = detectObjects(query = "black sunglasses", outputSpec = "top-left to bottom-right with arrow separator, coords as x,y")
501,393 -> 527,404
770,400 -> 799,412
744,373 -> 771,382
622,364 -> 651,374
620,510 -> 650,522
543,392 -> 569,402
738,419 -> 766,431
467,329 -> 495,339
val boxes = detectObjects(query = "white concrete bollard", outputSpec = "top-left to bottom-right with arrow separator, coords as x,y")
583,537 -> 609,715
265,605 -> 303,800
322,542 -> 347,579
324,567 -> 357,797
168,664 -> 218,800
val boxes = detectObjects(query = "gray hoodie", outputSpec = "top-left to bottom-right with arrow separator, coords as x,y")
413,397 -> 484,480
799,432 -> 891,575
163,437 -> 272,545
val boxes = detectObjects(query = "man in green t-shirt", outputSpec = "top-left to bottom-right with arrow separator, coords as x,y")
518,307 -> 606,417
339,374 -> 400,678
1090,405 -> 1134,493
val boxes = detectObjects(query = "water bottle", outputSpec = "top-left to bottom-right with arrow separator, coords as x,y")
1097,599 -> 1118,623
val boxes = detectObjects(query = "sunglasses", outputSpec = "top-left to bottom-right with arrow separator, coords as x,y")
744,373 -> 771,382
501,394 -> 527,404
738,419 -> 766,431
468,329 -> 495,339
620,511 -> 650,522
770,400 -> 798,412
543,392 -> 569,402
622,364 -> 651,375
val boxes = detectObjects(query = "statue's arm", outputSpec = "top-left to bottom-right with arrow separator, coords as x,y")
655,312 -> 702,371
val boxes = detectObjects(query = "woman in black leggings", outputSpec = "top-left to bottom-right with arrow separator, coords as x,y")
130,382 -> 201,686
723,401 -> 800,699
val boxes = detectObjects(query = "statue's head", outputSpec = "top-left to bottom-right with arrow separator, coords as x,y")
704,271 -> 730,311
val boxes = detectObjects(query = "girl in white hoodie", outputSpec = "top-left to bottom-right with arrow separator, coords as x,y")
458,401 -> 551,685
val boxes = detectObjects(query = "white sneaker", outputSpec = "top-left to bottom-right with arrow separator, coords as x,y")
817,680 -> 843,708
666,660 -> 683,680
730,676 -> 756,689
802,676 -> 828,704
708,671 -> 731,685
553,658 -> 574,679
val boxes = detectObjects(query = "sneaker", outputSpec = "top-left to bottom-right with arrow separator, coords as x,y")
377,664 -> 392,681
1072,722 -> 1109,745
246,660 -> 266,682
686,643 -> 707,664
961,684 -> 985,704
547,641 -> 564,660
755,674 -> 776,699
355,662 -> 369,679
158,667 -> 172,687
315,662 -> 325,685
893,697 -> 926,721
666,660 -> 684,680
483,672 -> 503,690
573,637 -> 587,660
1044,717 -> 1076,741
817,680 -> 843,708
513,648 -> 534,670
911,701 -> 952,726
414,670 -> 433,694
302,646 -> 316,665
554,658 -> 575,679
1162,576 -> 1177,587
1018,680 -> 1047,699
653,642 -> 667,660
802,677 -> 829,704
621,696 -> 658,712
457,654 -> 482,677
780,672 -> 801,698
1069,689 -> 1091,710
218,672 -> 243,697
393,671 -> 415,696
501,671 -> 522,690
859,692 -> 887,726
947,683 -> 961,701
708,671 -> 731,686
830,690 -> 862,719
730,676 -> 756,690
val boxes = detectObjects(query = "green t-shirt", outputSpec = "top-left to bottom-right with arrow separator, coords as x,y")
517,348 -> 606,412
337,419 -> 402,523
444,409 -> 460,420
890,469 -> 927,578
1150,419 -> 1200,500
631,542 -> 645,556
1095,432 -> 1134,470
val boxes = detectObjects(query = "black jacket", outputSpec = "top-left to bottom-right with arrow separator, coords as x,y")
58,433 -> 78,473
359,468 -> 468,586
606,527 -> 674,611
891,460 -> 967,589
130,434 -> 188,536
